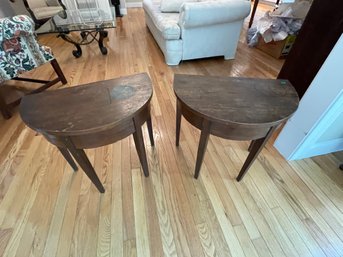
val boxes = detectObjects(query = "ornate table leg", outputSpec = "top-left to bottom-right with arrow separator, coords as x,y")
58,33 -> 82,58
98,30 -> 108,55
194,119 -> 211,179
236,126 -> 277,181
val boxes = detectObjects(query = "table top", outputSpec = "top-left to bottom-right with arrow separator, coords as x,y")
20,73 -> 152,135
174,74 -> 299,126
36,7 -> 116,34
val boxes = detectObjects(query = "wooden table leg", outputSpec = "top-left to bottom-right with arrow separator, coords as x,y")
176,99 -> 182,146
133,118 -> 149,177
194,119 -> 211,179
236,126 -> 277,181
0,92 -> 11,119
146,115 -> 155,146
63,137 -> 105,193
57,147 -> 78,171
248,0 -> 259,28
248,140 -> 256,152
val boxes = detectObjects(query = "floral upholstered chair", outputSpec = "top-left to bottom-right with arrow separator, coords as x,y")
0,14 -> 67,119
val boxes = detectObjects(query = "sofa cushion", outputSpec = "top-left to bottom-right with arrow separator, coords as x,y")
160,0 -> 198,12
143,0 -> 181,40
160,0 -> 197,12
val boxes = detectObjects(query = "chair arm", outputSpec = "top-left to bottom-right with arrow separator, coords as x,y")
0,15 -> 35,42
178,0 -> 251,29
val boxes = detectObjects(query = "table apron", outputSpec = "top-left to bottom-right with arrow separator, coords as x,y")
42,104 -> 151,149
180,102 -> 277,141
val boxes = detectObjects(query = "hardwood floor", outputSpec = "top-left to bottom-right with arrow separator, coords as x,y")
1,6 -> 343,257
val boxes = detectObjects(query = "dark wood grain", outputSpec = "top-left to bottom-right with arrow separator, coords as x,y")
174,74 -> 299,180
19,73 -> 154,193
20,73 -> 152,135
174,75 -> 298,126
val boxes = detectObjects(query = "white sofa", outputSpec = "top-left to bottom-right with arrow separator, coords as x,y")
143,0 -> 251,65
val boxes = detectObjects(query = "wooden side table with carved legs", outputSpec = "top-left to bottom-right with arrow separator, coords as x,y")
174,74 -> 299,181
20,73 -> 154,193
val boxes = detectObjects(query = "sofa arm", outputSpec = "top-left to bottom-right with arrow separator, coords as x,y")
178,0 -> 251,28
0,15 -> 35,42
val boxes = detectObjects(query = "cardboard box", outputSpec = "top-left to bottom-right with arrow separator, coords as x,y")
256,35 -> 296,59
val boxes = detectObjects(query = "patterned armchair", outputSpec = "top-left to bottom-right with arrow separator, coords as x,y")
0,15 -> 66,119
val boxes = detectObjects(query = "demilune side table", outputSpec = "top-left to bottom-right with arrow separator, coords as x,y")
174,74 -> 299,181
20,73 -> 154,193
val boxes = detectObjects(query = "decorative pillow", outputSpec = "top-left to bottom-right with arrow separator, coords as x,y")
160,0 -> 197,12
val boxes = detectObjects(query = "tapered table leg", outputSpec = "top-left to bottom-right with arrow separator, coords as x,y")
249,0 -> 259,28
248,140 -> 256,152
146,115 -> 154,146
176,100 -> 182,146
194,120 -> 211,179
236,126 -> 277,181
133,118 -> 149,177
63,137 -> 105,193
57,147 -> 78,171
0,92 -> 11,119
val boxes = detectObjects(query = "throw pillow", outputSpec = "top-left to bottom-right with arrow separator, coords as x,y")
160,0 -> 197,13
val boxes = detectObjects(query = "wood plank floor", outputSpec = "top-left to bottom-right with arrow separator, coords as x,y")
1,6 -> 343,257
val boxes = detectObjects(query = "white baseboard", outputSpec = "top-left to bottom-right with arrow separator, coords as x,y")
126,2 -> 143,8
120,8 -> 128,15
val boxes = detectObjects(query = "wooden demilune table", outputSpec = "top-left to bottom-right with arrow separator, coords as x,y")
174,74 -> 299,181
20,73 -> 154,193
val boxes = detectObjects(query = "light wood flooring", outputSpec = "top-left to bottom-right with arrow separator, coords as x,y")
0,6 -> 343,257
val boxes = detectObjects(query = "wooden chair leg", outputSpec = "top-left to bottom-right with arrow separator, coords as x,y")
51,59 -> 67,85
